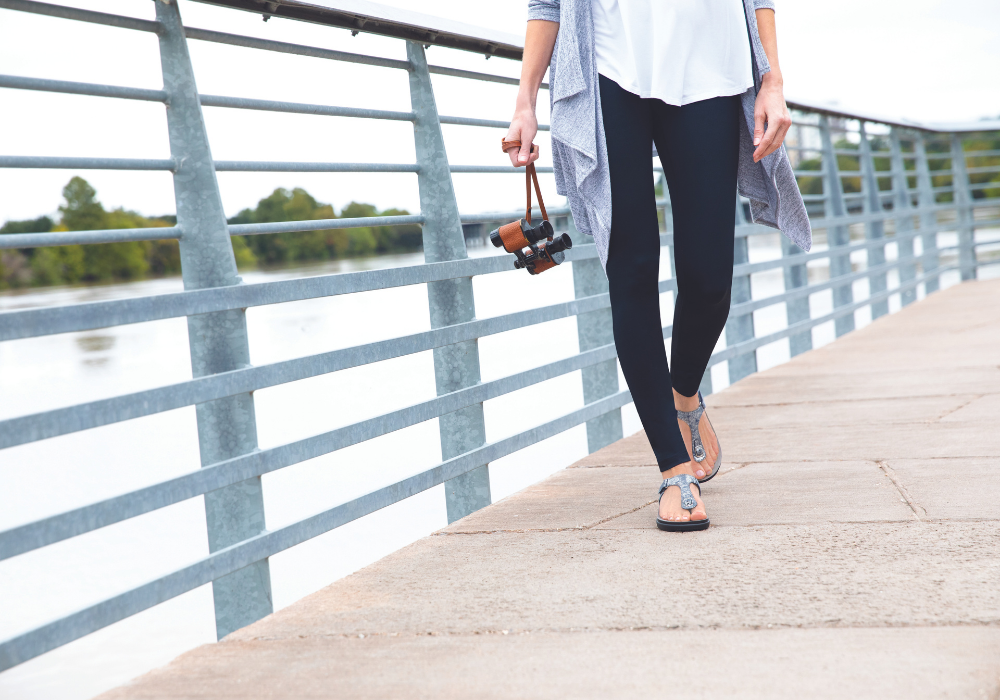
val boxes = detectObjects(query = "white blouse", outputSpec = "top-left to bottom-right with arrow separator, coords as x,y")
592,0 -> 754,106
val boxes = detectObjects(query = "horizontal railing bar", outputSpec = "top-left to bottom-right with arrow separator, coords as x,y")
0,343 -> 619,561
449,165 -> 555,174
199,93 -> 414,121
0,74 -> 167,102
213,160 -> 419,172
708,266 -> 955,367
183,25 -> 410,70
0,292 -> 610,448
0,0 -> 160,33
0,159 -> 566,175
966,149 -> 1000,158
228,214 -> 424,236
185,25 -> 547,89
438,115 -> 550,132
0,226 -> 181,249
0,387 -> 631,673
426,64 -> 548,91
458,206 -> 571,224
0,156 -> 174,170
966,165 -> 1000,175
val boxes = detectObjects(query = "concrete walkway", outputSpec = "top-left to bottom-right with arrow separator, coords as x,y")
102,280 -> 1000,699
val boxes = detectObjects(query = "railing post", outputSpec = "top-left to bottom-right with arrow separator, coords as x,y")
820,115 -> 854,336
950,133 -> 977,280
155,0 -> 271,639
914,135 -> 940,293
889,128 -> 917,306
725,198 -> 757,384
781,236 -> 812,358
571,218 -> 622,452
858,122 -> 888,319
406,41 -> 490,523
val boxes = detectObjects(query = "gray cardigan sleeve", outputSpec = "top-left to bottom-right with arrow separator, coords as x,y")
527,0 -> 561,22
754,0 -> 776,10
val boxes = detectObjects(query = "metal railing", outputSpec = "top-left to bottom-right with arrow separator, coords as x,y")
2,0 -> 999,673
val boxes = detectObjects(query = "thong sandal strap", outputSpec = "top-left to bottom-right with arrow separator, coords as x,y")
659,473 -> 700,512
676,390 -> 708,463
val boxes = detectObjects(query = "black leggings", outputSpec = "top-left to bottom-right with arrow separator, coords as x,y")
600,75 -> 740,472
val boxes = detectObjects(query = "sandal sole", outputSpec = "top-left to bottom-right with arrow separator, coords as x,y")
655,517 -> 710,532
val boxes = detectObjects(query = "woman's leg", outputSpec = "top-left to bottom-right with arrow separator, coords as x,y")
651,95 -> 741,479
651,95 -> 742,398
600,75 -> 692,475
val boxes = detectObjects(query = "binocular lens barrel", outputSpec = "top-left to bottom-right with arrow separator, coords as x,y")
546,232 -> 573,255
489,219 -> 554,249
523,219 -> 553,244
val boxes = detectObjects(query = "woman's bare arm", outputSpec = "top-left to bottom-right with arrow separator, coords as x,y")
505,19 -> 559,166
752,9 -> 792,162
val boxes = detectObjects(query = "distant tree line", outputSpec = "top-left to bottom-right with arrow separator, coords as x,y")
0,177 -> 422,290
794,134 -> 1000,203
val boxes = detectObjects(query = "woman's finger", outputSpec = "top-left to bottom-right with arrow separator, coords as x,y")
760,114 -> 792,159
753,109 -> 766,148
768,117 -> 792,158
754,116 -> 778,162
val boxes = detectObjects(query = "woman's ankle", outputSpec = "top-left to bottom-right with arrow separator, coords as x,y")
660,460 -> 696,479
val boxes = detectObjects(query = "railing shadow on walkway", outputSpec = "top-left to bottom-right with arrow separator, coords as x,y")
1,0 -> 999,674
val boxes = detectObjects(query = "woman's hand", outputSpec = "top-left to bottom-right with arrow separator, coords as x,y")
752,71 -> 792,163
505,109 -> 540,167
505,19 -> 558,167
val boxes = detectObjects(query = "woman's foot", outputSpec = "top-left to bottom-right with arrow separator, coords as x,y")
657,461 -> 708,523
673,389 -> 720,480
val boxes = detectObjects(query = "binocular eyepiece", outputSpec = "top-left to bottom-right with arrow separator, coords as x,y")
489,218 -> 573,275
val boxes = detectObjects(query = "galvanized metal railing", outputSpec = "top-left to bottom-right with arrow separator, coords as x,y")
2,0 -> 999,673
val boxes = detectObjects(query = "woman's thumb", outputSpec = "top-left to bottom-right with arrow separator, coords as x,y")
518,142 -> 532,164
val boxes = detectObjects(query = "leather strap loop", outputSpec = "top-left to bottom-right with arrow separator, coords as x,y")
501,138 -> 548,225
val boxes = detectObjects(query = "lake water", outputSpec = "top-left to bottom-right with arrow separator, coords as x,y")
0,230 -> 973,700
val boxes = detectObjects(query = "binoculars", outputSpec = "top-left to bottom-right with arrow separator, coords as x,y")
490,217 -> 573,275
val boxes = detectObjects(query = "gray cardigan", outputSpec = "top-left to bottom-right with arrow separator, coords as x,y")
526,0 -> 812,267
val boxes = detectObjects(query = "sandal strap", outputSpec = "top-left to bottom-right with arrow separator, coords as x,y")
676,390 -> 708,463
658,473 -> 700,512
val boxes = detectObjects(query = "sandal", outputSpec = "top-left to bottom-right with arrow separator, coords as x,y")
677,390 -> 722,483
655,473 -> 710,532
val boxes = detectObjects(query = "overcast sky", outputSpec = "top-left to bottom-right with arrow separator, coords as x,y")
1,0 -> 998,225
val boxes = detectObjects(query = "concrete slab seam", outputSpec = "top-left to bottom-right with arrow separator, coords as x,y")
935,394 -> 983,421
878,460 -> 926,521
228,621 -> 1000,645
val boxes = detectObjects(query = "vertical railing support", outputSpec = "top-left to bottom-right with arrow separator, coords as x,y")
914,136 -> 940,294
820,116 -> 854,337
889,128 -> 917,307
858,122 -> 888,319
950,133 -> 977,280
155,0 -> 271,639
725,199 -> 757,384
572,225 -> 622,452
406,42 -> 490,523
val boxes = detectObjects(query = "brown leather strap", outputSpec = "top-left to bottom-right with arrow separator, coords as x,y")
501,138 -> 547,225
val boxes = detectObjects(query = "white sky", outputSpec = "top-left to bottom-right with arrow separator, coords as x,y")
0,0 -> 998,225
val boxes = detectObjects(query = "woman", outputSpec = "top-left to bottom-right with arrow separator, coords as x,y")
505,0 -> 811,531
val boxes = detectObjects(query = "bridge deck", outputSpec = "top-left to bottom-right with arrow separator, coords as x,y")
102,279 -> 1000,699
